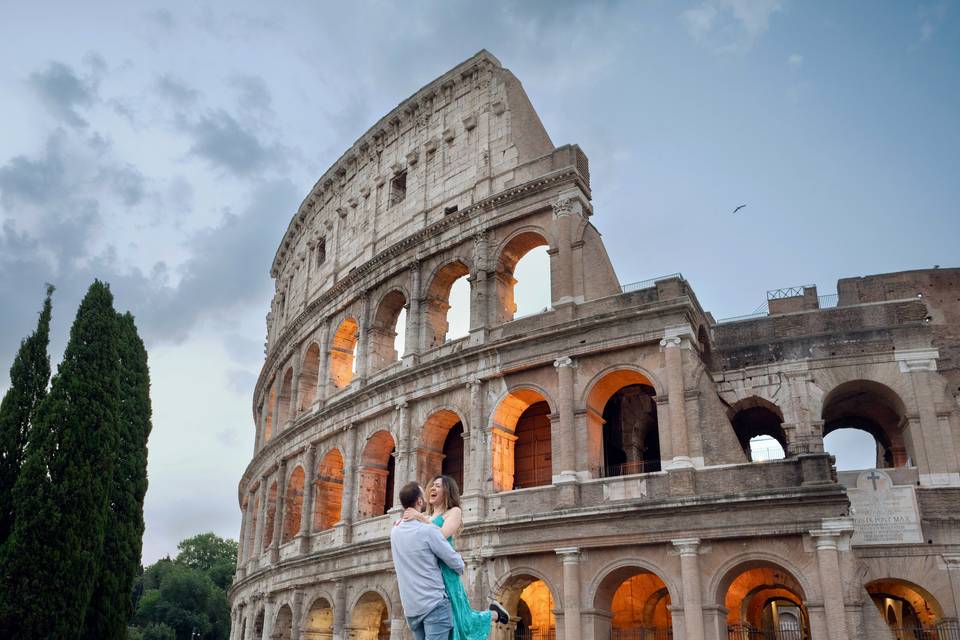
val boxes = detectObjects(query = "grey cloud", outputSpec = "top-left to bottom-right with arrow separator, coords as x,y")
0,133 -> 69,207
183,109 -> 280,175
28,62 -> 97,128
230,75 -> 272,118
156,73 -> 200,106
99,161 -> 146,207
225,369 -> 258,396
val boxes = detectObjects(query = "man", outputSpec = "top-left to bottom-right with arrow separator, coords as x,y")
390,481 -> 464,640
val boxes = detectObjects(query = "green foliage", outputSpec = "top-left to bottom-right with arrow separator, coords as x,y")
142,623 -> 177,640
0,281 -> 121,639
0,285 -> 53,546
176,532 -> 239,575
84,312 -> 153,640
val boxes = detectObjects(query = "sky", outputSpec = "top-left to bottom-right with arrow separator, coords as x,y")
0,1 -> 958,564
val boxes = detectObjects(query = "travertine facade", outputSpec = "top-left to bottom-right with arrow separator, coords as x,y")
229,51 -> 960,640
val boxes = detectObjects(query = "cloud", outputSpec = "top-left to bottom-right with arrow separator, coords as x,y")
156,74 -> 200,106
27,62 -> 97,128
230,74 -> 272,119
915,1 -> 948,45
182,109 -> 282,176
682,0 -> 783,52
788,53 -> 803,69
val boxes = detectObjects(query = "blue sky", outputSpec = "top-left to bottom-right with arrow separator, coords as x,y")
0,1 -> 957,562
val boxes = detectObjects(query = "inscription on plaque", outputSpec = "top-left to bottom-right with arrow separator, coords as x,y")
849,469 -> 923,545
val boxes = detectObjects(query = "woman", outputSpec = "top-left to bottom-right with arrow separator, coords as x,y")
403,475 -> 508,639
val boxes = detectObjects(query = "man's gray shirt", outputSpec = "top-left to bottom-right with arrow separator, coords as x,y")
390,519 -> 465,618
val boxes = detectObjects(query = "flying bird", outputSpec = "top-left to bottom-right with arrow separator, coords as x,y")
732,204 -> 747,214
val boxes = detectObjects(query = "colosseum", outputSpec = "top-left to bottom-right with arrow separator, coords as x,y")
229,51 -> 960,640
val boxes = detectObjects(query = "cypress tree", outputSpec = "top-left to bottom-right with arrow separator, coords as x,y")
83,312 -> 152,640
0,284 -> 53,546
0,281 -> 120,639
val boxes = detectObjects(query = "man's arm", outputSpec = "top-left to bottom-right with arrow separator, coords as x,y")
424,526 -> 465,575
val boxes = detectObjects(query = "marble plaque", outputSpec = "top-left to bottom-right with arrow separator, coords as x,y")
849,469 -> 923,545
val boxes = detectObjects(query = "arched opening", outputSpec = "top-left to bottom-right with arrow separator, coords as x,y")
253,610 -> 264,639
370,290 -> 407,370
496,231 -> 551,323
728,398 -> 788,462
418,410 -> 465,490
282,466 -> 305,544
246,496 -> 259,561
496,576 -> 556,640
358,431 -> 396,518
277,368 -> 294,428
350,592 -> 390,640
330,318 -> 359,389
315,449 -> 344,531
238,617 -> 246,640
304,597 -> 334,640
593,566 -> 673,640
586,370 -> 661,478
866,579 -> 948,637
273,604 -> 293,640
720,561 -> 810,639
264,384 -> 276,443
491,389 -> 554,492
822,380 -> 909,470
299,343 -> 321,411
424,260 -> 471,348
262,480 -> 278,551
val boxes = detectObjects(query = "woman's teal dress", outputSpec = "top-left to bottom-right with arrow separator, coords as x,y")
432,513 -> 493,640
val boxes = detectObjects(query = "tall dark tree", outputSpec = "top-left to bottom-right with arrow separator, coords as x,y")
83,312 -> 152,640
0,281 -> 120,639
0,285 -> 53,545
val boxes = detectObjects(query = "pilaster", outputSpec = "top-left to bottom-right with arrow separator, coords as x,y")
673,538 -> 705,640
556,547 -> 582,640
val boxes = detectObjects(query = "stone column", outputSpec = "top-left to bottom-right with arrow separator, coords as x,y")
673,538 -> 705,640
333,580 -> 348,640
272,377 -> 283,437
393,402 -> 411,509
552,197 -> 576,308
943,555 -> 960,621
469,230 -> 489,345
660,334 -> 692,468
337,426 -> 358,543
810,527 -> 851,640
271,460 -> 288,564
404,260 -> 422,364
464,378 -> 484,495
554,357 -> 577,478
289,348 -> 302,424
317,319 -> 331,403
356,291 -> 371,385
253,475 -> 269,566
556,548 -> 581,640
237,496 -> 249,579
299,443 -> 317,555
292,590 -> 305,640
255,400 -> 267,454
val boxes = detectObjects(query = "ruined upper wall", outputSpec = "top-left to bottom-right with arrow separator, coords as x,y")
270,50 -> 554,289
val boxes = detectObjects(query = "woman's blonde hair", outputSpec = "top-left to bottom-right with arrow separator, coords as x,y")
428,474 -> 462,515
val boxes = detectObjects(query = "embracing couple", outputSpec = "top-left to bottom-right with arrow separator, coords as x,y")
390,475 -> 509,640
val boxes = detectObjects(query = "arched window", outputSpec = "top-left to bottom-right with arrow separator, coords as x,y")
277,368 -> 294,429
719,561 -> 810,638
282,466 -> 305,544
351,592 -> 391,640
305,598 -> 334,638
419,410 -> 465,491
262,481 -> 278,551
315,449 -> 344,531
866,579 -> 945,635
494,576 -> 556,640
821,380 -> 909,470
370,290 -> 407,371
358,431 -> 396,518
495,231 -> 550,323
245,496 -> 259,561
586,369 -> 661,477
298,343 -> 320,411
330,318 -> 359,388
424,261 -> 471,348
490,389 -> 553,491
594,566 -> 673,638
728,398 -> 787,462
263,383 -> 275,443
273,605 -> 293,640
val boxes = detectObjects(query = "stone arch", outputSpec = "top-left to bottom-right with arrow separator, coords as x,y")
298,342 -> 321,411
710,556 -> 813,635
303,594 -> 335,639
262,480 -> 279,550
273,604 -> 293,640
583,367 -> 661,477
489,386 -> 556,492
315,447 -> 345,531
358,430 -> 397,518
493,568 -> 561,639
330,317 -> 359,389
865,578 -> 945,629
727,396 -> 788,462
709,553 -> 815,607
282,465 -> 305,543
590,560 -> 677,637
418,407 -> 467,491
820,379 -> 909,468
349,590 -> 391,640
370,289 -> 408,370
423,258 -> 472,349
277,367 -> 294,429
494,228 -> 551,323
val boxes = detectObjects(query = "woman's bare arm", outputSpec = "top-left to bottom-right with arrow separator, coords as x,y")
439,506 -> 462,539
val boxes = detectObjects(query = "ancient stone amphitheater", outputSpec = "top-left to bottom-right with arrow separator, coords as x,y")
229,51 -> 960,640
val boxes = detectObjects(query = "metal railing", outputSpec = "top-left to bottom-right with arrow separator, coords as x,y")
512,466 -> 553,490
620,273 -> 683,294
886,624 -> 960,640
514,628 -> 556,640
818,293 -> 839,308
767,286 -> 814,300
595,460 -> 660,478
611,628 -> 673,640
727,626 -> 805,640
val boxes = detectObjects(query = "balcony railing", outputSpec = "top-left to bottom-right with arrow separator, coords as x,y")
727,626 -> 805,640
514,628 -> 556,640
595,460 -> 661,478
612,628 -> 673,640
620,273 -> 683,294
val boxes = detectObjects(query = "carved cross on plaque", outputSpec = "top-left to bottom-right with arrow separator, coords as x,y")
866,470 -> 882,490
